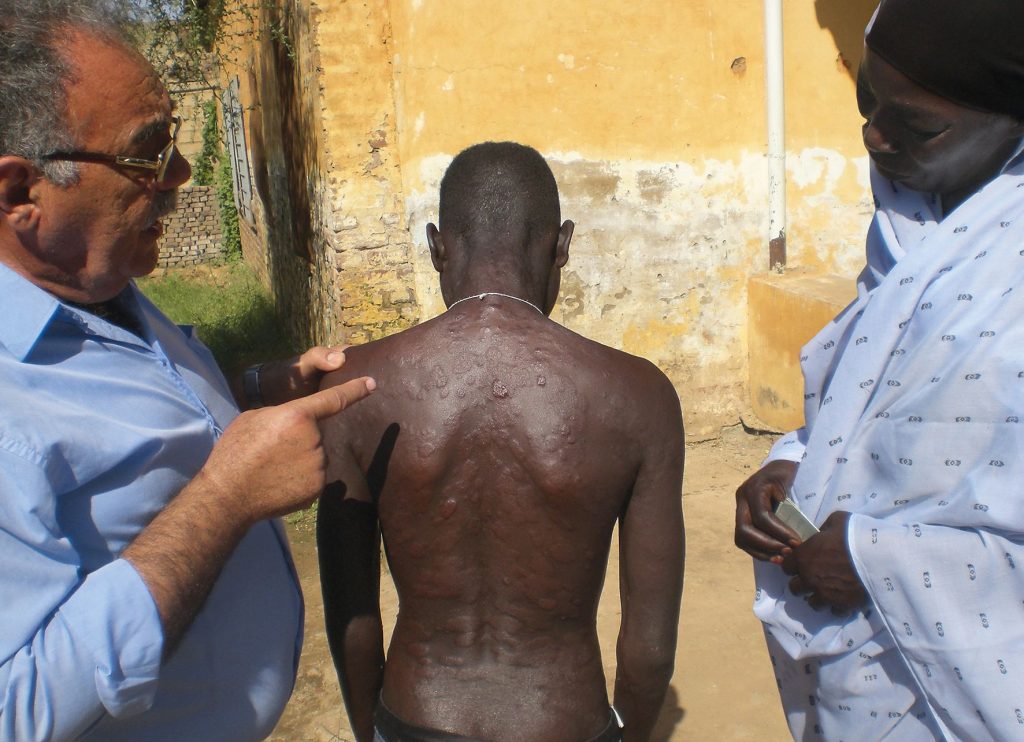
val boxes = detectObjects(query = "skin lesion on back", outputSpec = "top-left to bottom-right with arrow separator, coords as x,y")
320,312 -> 681,739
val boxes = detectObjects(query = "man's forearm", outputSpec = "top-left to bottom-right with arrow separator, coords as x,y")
613,646 -> 675,742
124,380 -> 374,656
318,494 -> 384,741
338,619 -> 385,741
122,469 -> 252,655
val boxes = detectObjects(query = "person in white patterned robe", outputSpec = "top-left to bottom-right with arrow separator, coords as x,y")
734,1 -> 1024,739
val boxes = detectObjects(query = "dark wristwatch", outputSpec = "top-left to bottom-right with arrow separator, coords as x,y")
242,363 -> 265,408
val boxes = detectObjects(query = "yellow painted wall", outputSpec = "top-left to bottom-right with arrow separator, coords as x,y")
387,0 -> 876,438
747,271 -> 857,431
225,0 -> 881,438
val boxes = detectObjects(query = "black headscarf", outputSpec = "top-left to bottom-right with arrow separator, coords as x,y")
865,0 -> 1024,119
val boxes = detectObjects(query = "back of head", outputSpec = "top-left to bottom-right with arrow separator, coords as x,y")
866,0 -> 1024,119
439,141 -> 561,252
0,0 -> 135,185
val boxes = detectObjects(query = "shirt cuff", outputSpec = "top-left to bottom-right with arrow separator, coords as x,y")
764,428 -> 807,465
57,558 -> 164,718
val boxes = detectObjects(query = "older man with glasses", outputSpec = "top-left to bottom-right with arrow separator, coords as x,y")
0,2 -> 376,740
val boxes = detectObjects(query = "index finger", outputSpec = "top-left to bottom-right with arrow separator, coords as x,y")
292,376 -> 376,420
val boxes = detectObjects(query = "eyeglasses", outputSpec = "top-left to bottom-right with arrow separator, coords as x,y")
40,116 -> 182,185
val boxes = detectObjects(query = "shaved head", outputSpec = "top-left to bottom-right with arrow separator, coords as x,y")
439,142 -> 561,250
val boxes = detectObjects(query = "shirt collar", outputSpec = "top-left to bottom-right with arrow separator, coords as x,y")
0,263 -> 148,360
0,262 -> 64,361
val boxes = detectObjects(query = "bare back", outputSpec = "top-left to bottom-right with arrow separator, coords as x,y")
321,299 -> 683,741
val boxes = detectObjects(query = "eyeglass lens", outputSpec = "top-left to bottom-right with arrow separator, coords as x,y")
156,118 -> 182,184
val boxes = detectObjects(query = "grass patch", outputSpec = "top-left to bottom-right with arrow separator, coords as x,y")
138,262 -> 298,377
284,499 -> 319,533
139,262 -> 321,530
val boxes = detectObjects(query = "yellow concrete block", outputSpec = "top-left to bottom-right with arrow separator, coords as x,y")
747,270 -> 856,431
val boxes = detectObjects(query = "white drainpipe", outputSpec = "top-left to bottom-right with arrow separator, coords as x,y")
764,0 -> 786,271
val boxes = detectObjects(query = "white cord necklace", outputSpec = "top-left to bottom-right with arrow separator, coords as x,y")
447,292 -> 543,314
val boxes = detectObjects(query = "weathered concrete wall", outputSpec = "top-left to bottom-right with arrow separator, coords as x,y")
747,271 -> 857,431
224,0 -> 881,439
169,88 -> 215,185
313,0 -> 418,344
388,0 -> 877,438
220,0 -> 416,348
156,185 -> 224,268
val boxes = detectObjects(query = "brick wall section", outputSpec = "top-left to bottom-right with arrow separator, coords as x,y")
156,185 -> 224,268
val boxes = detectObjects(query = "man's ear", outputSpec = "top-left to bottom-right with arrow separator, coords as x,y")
427,223 -> 446,273
555,219 -> 573,268
0,156 -> 41,233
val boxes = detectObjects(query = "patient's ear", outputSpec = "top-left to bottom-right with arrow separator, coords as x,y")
555,220 -> 574,268
0,156 -> 41,233
427,223 -> 446,273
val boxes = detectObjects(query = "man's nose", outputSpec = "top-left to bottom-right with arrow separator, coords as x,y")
159,148 -> 192,190
862,118 -> 897,155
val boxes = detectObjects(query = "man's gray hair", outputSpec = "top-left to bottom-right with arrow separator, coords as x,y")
0,0 -> 135,186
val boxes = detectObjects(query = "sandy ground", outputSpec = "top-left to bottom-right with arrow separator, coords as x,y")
270,426 -> 792,742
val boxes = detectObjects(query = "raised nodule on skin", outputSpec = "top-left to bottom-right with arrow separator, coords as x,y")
318,280 -> 682,741
430,366 -> 448,388
440,498 -> 458,519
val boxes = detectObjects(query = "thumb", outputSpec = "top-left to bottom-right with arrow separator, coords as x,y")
303,345 -> 349,372
820,510 -> 850,531
292,377 -> 376,420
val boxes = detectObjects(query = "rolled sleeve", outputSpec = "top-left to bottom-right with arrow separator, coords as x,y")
0,450 -> 164,740
59,559 -> 163,717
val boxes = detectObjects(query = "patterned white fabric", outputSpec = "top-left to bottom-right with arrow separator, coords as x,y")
754,145 -> 1024,741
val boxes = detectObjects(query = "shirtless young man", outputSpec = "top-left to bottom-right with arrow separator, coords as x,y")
318,142 -> 685,742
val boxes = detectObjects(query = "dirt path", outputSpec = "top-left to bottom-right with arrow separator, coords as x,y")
271,427 -> 791,741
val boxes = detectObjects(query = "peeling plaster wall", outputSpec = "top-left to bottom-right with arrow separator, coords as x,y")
228,0 -> 880,438
220,0 -> 417,348
313,0 -> 418,344
219,1 -> 333,347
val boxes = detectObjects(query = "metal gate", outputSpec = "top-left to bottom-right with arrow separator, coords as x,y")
221,76 -> 254,226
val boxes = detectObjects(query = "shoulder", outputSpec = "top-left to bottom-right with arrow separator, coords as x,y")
622,352 -> 684,433
559,324 -> 679,396
548,324 -> 683,432
323,325 -> 425,387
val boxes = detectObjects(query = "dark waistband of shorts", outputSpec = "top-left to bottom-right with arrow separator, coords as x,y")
373,698 -> 622,742
373,700 -> 484,742
583,709 -> 623,742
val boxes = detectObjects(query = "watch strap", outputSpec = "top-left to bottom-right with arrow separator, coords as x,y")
242,363 -> 265,408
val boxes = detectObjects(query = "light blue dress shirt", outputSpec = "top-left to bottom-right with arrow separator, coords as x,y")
0,263 -> 303,741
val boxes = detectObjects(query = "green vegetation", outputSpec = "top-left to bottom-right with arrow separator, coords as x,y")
138,263 -> 296,376
191,98 -> 219,187
189,98 -> 242,259
214,151 -> 243,260
130,1 -> 292,91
